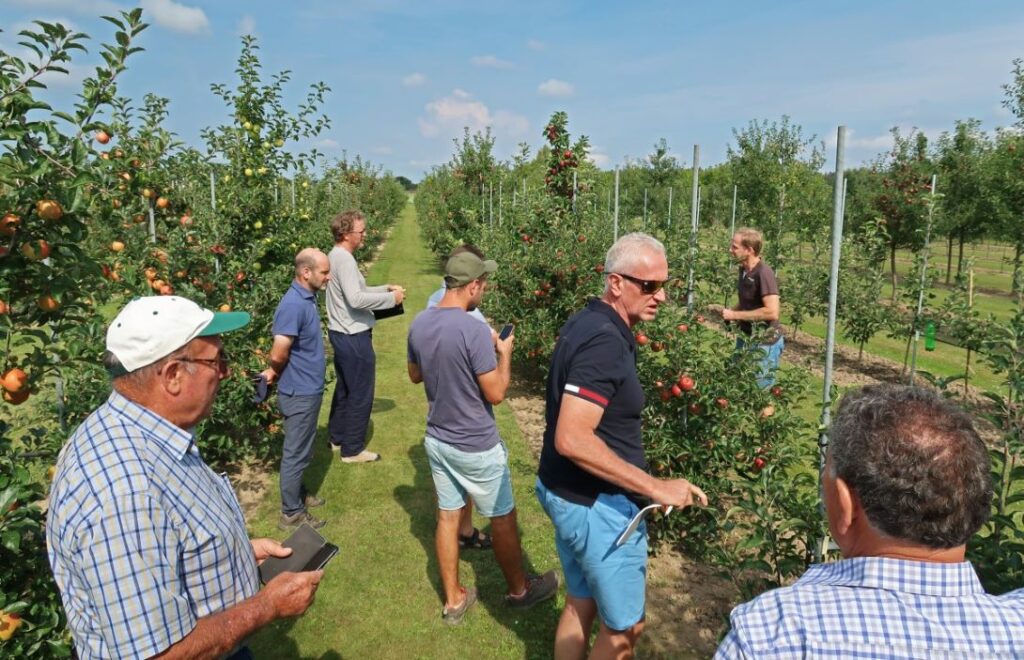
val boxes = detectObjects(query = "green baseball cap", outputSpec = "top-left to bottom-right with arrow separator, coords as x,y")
445,251 -> 497,287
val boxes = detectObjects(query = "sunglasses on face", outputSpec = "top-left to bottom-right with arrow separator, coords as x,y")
613,272 -> 666,295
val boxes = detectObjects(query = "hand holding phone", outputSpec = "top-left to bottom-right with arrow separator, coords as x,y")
498,323 -> 514,340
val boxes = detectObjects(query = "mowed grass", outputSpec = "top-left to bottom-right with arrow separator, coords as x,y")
246,202 -> 564,659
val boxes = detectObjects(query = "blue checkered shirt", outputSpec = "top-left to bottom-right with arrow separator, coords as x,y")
47,391 -> 260,659
715,557 -> 1024,659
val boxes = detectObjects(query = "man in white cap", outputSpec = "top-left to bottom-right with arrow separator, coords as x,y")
47,296 -> 322,660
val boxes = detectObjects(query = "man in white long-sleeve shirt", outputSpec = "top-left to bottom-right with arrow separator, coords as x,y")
325,210 -> 405,463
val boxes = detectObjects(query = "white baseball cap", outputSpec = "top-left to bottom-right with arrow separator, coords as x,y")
106,296 -> 251,374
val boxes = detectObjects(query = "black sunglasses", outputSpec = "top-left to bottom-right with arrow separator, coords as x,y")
613,272 -> 666,295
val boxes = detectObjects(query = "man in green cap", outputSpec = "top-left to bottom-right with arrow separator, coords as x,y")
408,249 -> 558,625
48,296 -> 322,660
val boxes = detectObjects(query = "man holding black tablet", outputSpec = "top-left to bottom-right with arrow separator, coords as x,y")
408,248 -> 558,624
48,296 -> 322,660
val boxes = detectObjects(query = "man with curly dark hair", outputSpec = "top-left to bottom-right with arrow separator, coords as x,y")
716,384 -> 1024,659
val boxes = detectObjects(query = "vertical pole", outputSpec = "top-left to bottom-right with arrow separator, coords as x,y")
730,184 -> 737,237
274,183 -> 279,205
148,205 -> 156,244
613,167 -> 620,241
643,188 -> 648,229
489,183 -> 494,225
291,179 -> 296,209
908,174 -> 938,386
498,181 -> 503,226
481,184 -> 485,219
572,170 -> 578,214
667,187 -> 674,229
687,145 -> 700,313
328,181 -> 333,196
816,126 -> 847,562
210,170 -> 217,212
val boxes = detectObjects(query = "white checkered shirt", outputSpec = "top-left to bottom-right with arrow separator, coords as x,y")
715,557 -> 1024,659
47,391 -> 260,659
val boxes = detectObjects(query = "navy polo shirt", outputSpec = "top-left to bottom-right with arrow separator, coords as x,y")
271,281 -> 326,396
538,298 -> 646,506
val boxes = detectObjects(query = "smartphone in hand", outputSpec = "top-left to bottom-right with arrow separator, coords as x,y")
498,323 -> 514,340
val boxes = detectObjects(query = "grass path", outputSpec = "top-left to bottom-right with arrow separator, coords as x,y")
248,201 -> 561,659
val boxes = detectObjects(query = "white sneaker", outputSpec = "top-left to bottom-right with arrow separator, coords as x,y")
341,450 -> 381,464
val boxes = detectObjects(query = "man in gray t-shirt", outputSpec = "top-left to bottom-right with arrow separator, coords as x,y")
408,249 -> 558,624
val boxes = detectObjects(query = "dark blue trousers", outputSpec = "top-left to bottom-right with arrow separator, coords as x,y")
328,329 -> 375,456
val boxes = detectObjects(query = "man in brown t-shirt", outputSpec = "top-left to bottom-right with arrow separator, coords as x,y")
722,227 -> 784,387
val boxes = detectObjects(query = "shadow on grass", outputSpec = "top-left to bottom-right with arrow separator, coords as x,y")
249,615 -> 346,660
393,443 -> 559,658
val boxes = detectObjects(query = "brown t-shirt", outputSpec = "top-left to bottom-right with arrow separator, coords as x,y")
737,260 -> 782,343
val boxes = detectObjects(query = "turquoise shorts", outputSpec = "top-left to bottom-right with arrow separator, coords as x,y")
535,478 -> 647,631
424,436 -> 514,518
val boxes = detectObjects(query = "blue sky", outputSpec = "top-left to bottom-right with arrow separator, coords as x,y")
2,1 -> 1023,180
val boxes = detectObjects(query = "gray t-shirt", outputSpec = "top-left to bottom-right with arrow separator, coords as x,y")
407,306 -> 499,452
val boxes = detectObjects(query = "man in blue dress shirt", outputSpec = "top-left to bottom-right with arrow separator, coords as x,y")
716,384 -> 1024,659
262,248 -> 331,531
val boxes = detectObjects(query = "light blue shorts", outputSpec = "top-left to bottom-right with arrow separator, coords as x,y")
424,436 -> 515,518
736,336 -> 784,388
535,478 -> 647,631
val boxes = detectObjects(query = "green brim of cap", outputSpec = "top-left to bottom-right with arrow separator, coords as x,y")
482,259 -> 498,274
199,311 -> 251,336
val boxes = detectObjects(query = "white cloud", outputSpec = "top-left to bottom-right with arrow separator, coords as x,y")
589,151 -> 611,167
527,39 -> 545,51
418,89 -> 529,140
823,126 -> 943,153
6,0 -> 120,14
140,0 -> 210,35
470,54 -> 513,69
236,15 -> 257,36
538,79 -> 575,98
402,72 -> 426,87
315,138 -> 341,150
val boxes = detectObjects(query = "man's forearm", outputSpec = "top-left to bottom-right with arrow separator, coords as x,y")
154,591 -> 275,660
556,430 -> 655,497
729,307 -> 773,322
496,352 -> 511,397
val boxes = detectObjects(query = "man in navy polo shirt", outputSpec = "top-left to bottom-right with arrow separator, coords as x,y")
537,232 -> 708,659
263,248 -> 331,530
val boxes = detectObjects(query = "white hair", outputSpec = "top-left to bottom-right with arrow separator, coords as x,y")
604,232 -> 666,276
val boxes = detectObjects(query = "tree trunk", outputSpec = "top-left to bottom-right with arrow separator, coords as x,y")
957,230 -> 966,280
890,243 -> 898,302
946,234 -> 954,284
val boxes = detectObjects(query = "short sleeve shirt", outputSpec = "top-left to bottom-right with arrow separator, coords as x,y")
408,306 -> 500,452
538,298 -> 646,505
737,261 -> 782,342
46,392 -> 259,659
272,281 -> 326,395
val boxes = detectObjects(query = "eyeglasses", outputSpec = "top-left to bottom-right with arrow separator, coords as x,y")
613,273 -> 666,295
179,351 -> 230,374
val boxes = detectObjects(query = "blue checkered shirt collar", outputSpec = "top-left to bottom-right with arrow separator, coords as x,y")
105,390 -> 196,460
797,556 -> 985,596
